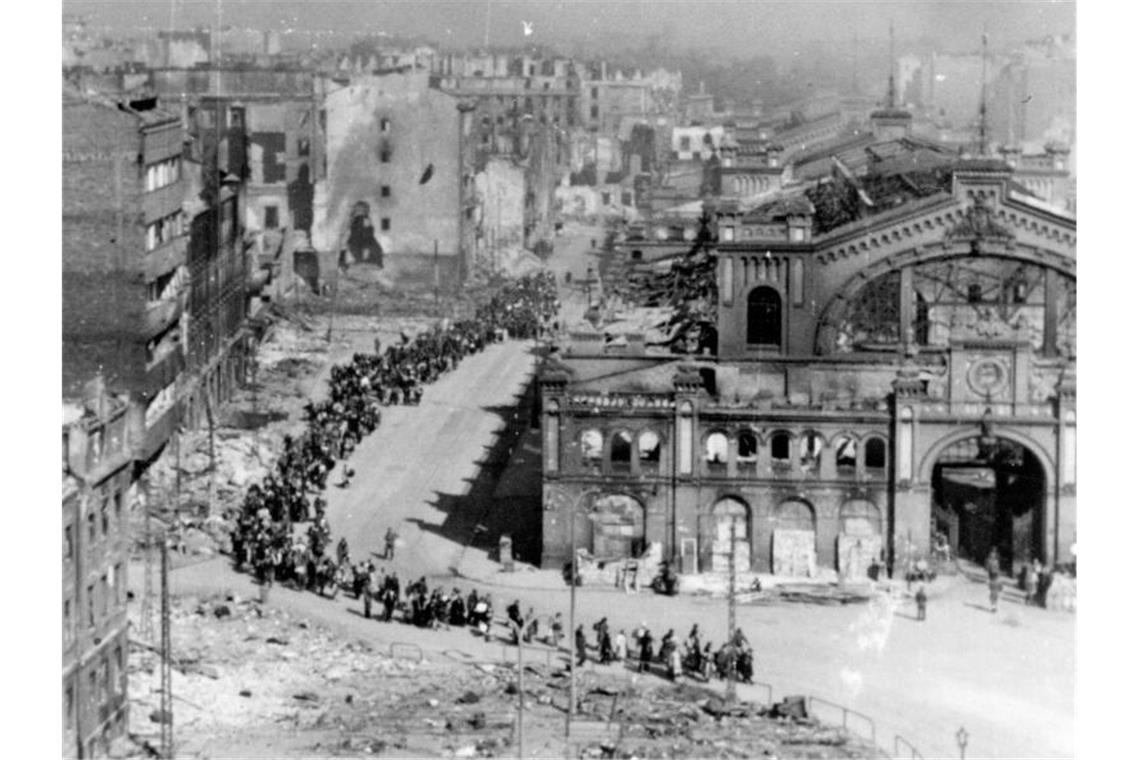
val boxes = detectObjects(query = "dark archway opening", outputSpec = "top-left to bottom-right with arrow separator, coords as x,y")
932,436 -> 1045,572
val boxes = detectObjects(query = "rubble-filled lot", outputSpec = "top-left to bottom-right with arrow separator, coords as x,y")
126,592 -> 883,759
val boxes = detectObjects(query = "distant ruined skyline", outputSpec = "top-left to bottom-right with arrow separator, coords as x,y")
64,1 -> 1075,59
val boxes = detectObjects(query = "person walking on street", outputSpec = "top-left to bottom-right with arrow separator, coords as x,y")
668,644 -> 682,682
915,583 -> 928,621
636,624 -> 654,674
383,527 -> 398,561
614,629 -> 628,663
985,547 -> 1001,581
592,617 -> 611,663
989,574 -> 1003,613
575,624 -> 588,667
1026,559 -> 1041,606
551,612 -> 565,649
523,608 -> 538,643
363,567 -> 376,619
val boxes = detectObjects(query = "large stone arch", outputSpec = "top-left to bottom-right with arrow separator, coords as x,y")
921,427 -> 1053,571
917,426 -> 1055,492
583,493 -> 647,559
814,244 -> 1076,356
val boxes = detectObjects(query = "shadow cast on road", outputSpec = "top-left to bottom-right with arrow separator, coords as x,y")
401,388 -> 546,566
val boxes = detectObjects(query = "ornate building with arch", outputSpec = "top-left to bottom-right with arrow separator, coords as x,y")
539,156 -> 1075,580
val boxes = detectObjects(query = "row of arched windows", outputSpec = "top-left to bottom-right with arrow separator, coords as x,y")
704,430 -> 886,473
577,427 -> 887,476
580,429 -> 663,472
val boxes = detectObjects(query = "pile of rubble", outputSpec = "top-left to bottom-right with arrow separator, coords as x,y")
127,592 -> 520,758
123,590 -> 886,758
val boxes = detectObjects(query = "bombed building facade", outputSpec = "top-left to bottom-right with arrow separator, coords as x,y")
539,158 -> 1075,580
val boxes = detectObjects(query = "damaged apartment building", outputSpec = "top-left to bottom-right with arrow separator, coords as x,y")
63,90 -> 188,460
63,378 -> 139,758
311,68 -> 478,281
150,67 -> 321,424
431,51 -> 577,261
63,80 -> 269,455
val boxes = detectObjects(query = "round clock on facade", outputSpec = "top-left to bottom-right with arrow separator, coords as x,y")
967,358 -> 1008,397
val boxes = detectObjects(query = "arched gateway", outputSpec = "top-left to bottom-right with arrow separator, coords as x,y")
931,436 -> 1046,572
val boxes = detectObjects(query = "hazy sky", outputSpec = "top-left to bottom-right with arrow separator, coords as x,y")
64,1 -> 1075,57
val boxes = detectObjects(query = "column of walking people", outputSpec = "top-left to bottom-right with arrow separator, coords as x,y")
228,273 -> 561,594
342,552 -> 756,686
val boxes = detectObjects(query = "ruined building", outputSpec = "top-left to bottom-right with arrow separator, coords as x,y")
312,69 -> 477,280
63,380 -> 138,757
63,90 -> 188,461
540,156 -> 1075,581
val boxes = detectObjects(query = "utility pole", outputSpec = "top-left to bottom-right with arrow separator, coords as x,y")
725,514 -> 739,703
507,619 -> 526,759
326,259 -> 339,343
978,30 -> 989,156
566,490 -> 596,740
159,529 -> 173,758
205,393 -> 217,518
433,239 -> 440,307
139,476 -> 155,642
483,0 -> 492,49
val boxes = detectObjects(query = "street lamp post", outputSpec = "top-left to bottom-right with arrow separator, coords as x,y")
956,726 -> 970,760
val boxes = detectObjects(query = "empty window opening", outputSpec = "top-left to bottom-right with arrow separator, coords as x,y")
611,431 -> 633,471
706,432 -> 729,472
800,431 -> 824,472
836,436 -> 858,474
638,431 -> 661,472
747,286 -> 782,346
580,429 -> 603,467
737,431 -> 758,463
771,432 -> 791,463
865,437 -> 887,470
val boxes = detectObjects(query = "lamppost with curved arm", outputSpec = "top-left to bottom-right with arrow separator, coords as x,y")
956,726 -> 969,759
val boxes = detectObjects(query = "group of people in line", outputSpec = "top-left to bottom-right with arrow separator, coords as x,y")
570,617 -> 756,685
225,273 -> 561,597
